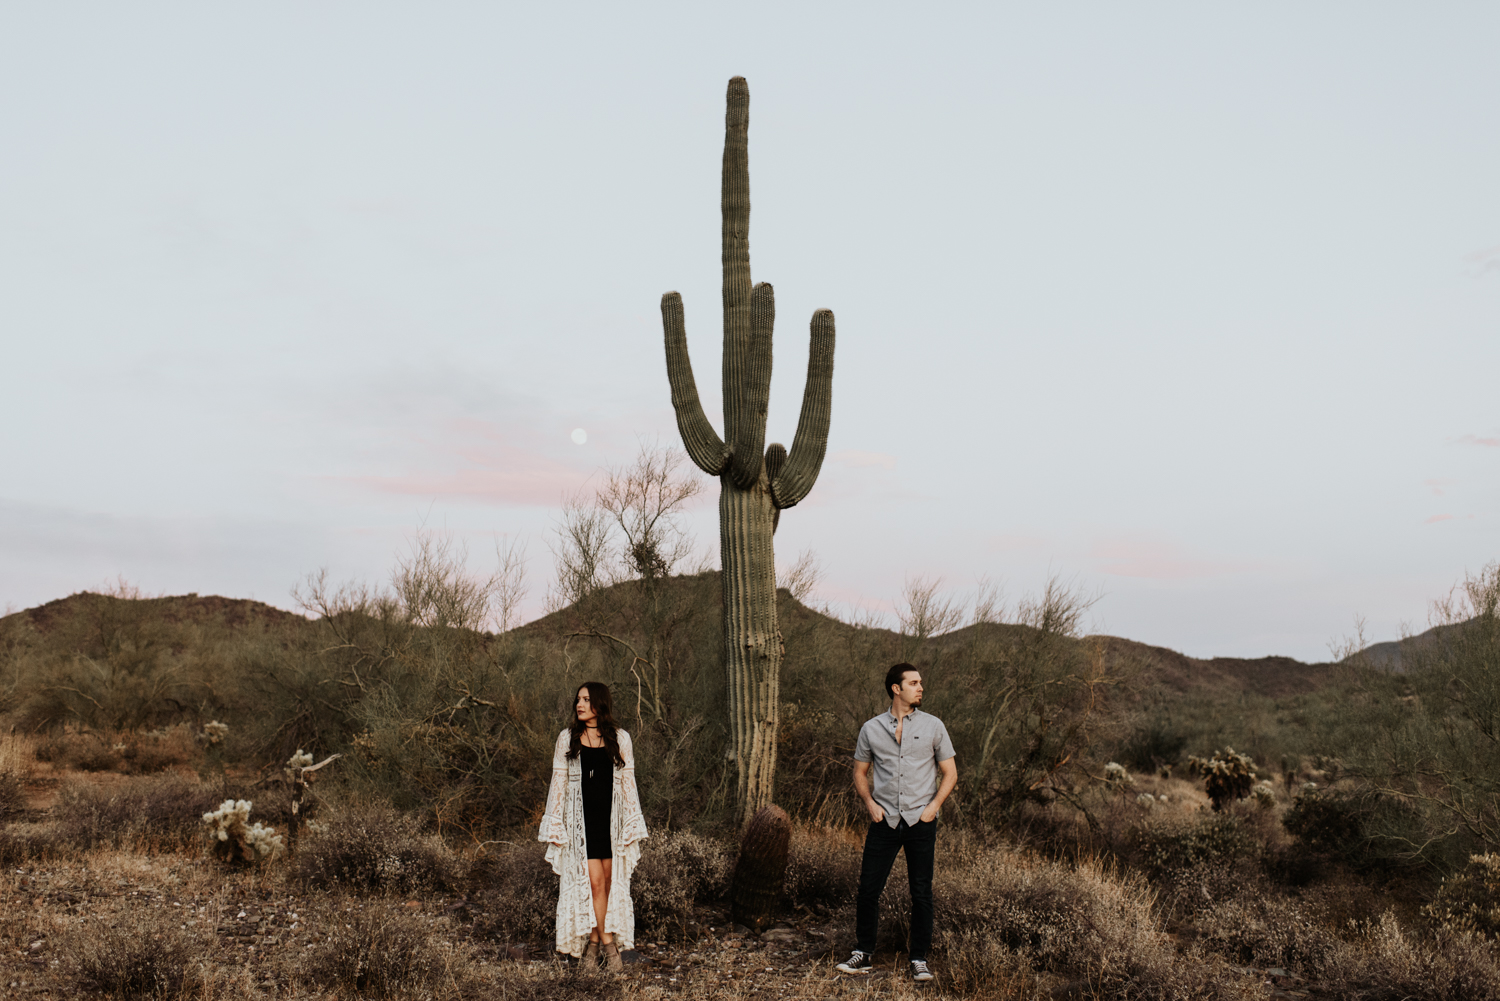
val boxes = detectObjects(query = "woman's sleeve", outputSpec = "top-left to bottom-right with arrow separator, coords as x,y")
537,730 -> 569,845
618,729 -> 649,846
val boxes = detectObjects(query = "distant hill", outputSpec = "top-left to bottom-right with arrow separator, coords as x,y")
6,590 -> 304,635
3,579 -> 1337,703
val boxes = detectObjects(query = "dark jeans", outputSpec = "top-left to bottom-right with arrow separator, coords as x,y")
854,817 -> 936,961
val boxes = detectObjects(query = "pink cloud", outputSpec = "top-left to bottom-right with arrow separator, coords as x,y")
1425,514 -> 1453,524
1089,537 -> 1259,580
1425,478 -> 1455,496
1465,245 -> 1500,277
1454,434 -> 1500,448
342,418 -> 594,506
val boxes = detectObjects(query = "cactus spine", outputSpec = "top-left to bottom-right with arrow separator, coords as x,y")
661,77 -> 835,821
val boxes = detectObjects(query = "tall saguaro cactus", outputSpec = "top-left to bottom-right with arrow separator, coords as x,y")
661,77 -> 835,821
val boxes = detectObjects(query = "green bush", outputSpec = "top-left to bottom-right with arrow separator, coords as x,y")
1282,788 -> 1436,873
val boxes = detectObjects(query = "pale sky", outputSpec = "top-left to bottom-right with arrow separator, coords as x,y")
3,4 -> 1497,660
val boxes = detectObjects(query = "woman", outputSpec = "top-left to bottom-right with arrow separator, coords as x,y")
538,681 -> 648,971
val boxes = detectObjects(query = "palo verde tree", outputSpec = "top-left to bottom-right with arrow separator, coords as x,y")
661,76 -> 836,821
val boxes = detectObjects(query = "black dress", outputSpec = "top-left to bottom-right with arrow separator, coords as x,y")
580,745 -> 614,860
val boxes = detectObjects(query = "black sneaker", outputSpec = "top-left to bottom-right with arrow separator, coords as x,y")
910,959 -> 934,983
836,950 -> 875,975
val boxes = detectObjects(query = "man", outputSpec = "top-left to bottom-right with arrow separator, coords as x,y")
836,663 -> 958,983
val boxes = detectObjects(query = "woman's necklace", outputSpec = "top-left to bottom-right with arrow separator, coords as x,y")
585,724 -> 600,777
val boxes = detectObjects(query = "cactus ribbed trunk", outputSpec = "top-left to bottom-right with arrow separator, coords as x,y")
662,77 -> 835,824
721,463 -> 780,812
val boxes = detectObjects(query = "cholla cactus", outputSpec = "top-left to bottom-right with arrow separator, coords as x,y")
1136,793 -> 1156,809
200,721 -> 229,746
284,749 -> 314,779
1300,781 -> 1319,795
1251,781 -> 1277,809
1104,761 -> 1134,789
1188,747 -> 1258,812
203,798 -> 283,864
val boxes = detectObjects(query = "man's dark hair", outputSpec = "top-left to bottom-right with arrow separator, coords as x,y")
884,662 -> 918,701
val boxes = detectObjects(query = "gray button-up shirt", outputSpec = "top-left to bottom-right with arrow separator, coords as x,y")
854,708 -> 955,828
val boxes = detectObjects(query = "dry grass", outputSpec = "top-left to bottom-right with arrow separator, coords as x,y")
3,763 -> 1499,1000
0,731 -> 37,777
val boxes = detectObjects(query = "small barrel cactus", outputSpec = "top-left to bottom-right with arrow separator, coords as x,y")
731,805 -> 792,931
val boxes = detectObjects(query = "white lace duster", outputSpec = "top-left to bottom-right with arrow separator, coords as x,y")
537,728 -> 649,957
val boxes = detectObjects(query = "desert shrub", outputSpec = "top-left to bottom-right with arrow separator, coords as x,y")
71,914 -> 198,999
1425,854 -> 1500,938
942,580 -> 1116,822
0,826 -> 51,865
37,729 -> 123,771
0,769 -> 23,821
486,963 -> 622,1001
934,926 -> 1036,997
784,828 -> 862,909
632,829 -> 734,940
302,904 -> 466,999
1319,564 -> 1500,857
928,838 -> 1252,999
1321,912 -> 1500,1001
467,841 -> 559,943
53,774 -> 224,850
1118,714 -> 1189,772
1282,787 -> 1436,873
120,725 -> 198,773
1133,813 -> 1258,878
1195,895 -> 1339,970
293,803 -> 464,892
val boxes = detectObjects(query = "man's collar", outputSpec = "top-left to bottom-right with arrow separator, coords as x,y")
884,706 -> 921,725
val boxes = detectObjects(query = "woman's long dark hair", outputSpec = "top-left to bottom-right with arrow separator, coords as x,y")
567,681 -> 624,767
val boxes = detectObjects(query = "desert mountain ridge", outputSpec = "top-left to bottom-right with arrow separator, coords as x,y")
1,578 -> 1343,701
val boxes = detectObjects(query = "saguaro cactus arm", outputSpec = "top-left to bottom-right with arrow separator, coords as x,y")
770,308 -> 835,509
662,291 -> 731,475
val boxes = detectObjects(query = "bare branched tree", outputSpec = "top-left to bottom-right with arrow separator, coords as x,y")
493,537 -> 529,634
392,534 -> 506,633
972,576 -> 1005,626
898,575 -> 965,641
777,549 -> 824,606
548,445 -> 708,722
597,445 -> 703,583
546,493 -> 614,614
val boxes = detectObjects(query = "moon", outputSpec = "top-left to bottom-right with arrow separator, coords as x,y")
571,428 -> 587,445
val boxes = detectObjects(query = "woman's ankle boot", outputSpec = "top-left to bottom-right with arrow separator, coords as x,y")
582,939 -> 600,967
602,940 -> 623,973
